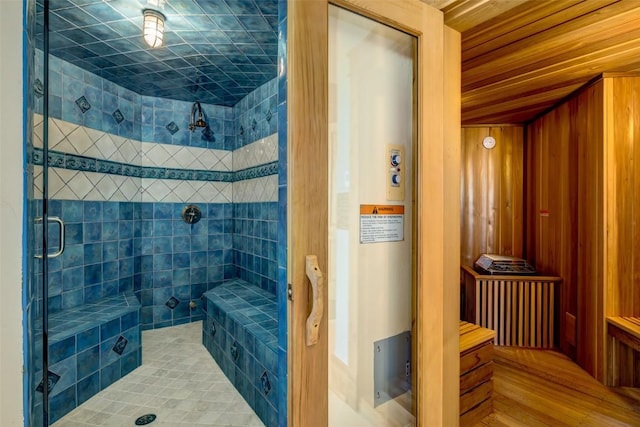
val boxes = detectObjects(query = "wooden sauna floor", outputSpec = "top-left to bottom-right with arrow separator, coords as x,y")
476,347 -> 640,426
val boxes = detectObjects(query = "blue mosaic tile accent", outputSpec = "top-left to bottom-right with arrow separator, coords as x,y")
112,335 -> 128,355
261,371 -> 272,396
36,371 -> 61,393
235,162 -> 278,182
201,126 -> 215,142
112,109 -> 124,124
75,95 -> 91,113
34,78 -> 44,98
231,341 -> 239,361
166,121 -> 179,135
165,296 -> 179,310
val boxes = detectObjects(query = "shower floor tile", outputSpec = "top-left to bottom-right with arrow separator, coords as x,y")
53,321 -> 265,427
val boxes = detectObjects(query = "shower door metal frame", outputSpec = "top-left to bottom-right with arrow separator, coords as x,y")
287,0 -> 461,425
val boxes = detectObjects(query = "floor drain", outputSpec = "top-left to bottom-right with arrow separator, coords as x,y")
135,414 -> 157,425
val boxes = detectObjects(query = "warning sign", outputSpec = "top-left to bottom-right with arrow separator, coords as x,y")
360,204 -> 405,244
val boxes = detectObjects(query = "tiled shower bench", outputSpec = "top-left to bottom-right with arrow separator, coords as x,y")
35,292 -> 141,424
202,279 -> 279,427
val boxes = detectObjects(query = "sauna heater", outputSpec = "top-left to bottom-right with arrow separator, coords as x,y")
463,257 -> 561,348
474,254 -> 536,275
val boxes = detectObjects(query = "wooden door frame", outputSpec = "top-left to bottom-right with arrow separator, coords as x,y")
287,0 -> 461,425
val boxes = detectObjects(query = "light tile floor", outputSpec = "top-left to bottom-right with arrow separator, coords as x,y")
54,321 -> 264,427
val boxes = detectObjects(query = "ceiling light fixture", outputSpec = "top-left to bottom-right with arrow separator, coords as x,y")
143,8 -> 166,48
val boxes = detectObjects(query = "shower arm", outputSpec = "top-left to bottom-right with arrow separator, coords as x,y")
189,101 -> 207,132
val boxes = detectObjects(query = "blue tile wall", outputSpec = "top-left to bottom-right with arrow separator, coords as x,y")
138,202 -> 234,330
233,202 -> 278,295
276,4 -> 288,425
141,96 -> 235,150
234,77 -> 278,150
34,50 -> 245,150
34,200 -> 139,316
35,53 -> 143,140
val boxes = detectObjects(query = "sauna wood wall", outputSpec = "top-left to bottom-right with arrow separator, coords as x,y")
526,74 -> 640,383
460,126 -> 524,267
604,76 -> 640,318
526,100 -> 580,358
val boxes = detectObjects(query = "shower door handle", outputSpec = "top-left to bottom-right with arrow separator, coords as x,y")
35,216 -> 65,259
305,255 -> 324,346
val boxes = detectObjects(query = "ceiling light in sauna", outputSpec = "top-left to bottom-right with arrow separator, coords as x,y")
143,9 -> 166,48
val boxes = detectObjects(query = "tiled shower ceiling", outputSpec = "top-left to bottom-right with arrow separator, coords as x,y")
36,0 -> 278,106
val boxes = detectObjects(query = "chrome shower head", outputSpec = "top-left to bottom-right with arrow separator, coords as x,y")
188,101 -> 207,132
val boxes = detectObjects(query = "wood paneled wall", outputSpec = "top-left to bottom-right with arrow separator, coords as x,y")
527,80 -> 604,376
604,76 -> 640,318
460,126 -> 524,267
526,100 -> 580,358
526,74 -> 640,383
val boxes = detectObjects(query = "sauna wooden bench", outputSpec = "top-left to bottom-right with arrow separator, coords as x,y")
606,316 -> 640,386
460,321 -> 496,427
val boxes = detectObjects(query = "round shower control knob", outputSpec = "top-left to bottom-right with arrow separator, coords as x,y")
391,154 -> 401,167
391,174 -> 401,185
182,205 -> 202,224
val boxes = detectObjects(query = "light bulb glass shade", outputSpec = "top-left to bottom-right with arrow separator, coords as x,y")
143,9 -> 165,48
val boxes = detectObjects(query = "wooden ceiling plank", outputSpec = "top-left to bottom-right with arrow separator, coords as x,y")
463,79 -> 589,109
463,103 -> 559,124
462,1 -> 640,73
463,24 -> 640,91
462,6 -> 640,87
463,84 -> 583,117
462,48 -> 638,108
462,0 -> 619,60
420,0 -> 460,10
442,0 -> 529,33
461,43 -> 640,120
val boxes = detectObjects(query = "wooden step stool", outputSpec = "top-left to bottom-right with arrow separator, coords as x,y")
460,321 -> 496,426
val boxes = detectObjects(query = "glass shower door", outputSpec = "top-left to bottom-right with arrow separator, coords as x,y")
328,5 -> 416,426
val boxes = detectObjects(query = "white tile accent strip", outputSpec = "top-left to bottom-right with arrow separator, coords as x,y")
34,166 -> 142,202
140,142 -> 231,172
233,133 -> 278,171
141,179 -> 232,204
33,114 -> 231,172
232,175 -> 278,203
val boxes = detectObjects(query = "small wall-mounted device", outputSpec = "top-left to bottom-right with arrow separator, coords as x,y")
387,144 -> 405,201
482,136 -> 496,149
181,204 -> 202,224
